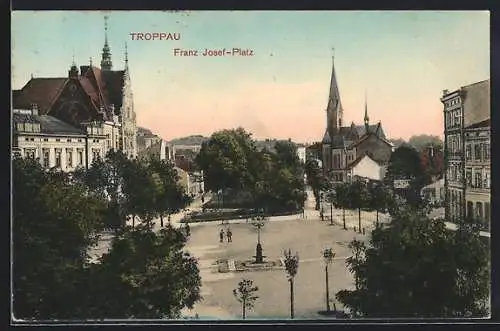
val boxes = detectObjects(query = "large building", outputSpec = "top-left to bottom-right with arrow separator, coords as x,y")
321,54 -> 393,184
441,79 -> 490,225
12,16 -> 137,168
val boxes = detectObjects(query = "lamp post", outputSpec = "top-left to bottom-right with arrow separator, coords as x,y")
252,209 -> 267,264
323,248 -> 335,313
320,192 -> 324,221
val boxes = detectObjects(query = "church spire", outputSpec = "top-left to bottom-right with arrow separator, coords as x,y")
124,42 -> 129,71
101,15 -> 113,71
326,48 -> 344,135
364,89 -> 370,129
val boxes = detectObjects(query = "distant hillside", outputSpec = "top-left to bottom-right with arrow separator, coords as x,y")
168,135 -> 209,146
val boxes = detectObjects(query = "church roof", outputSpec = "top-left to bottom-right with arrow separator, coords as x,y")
345,152 -> 383,169
322,129 -> 331,143
13,113 -> 86,136
13,78 -> 68,114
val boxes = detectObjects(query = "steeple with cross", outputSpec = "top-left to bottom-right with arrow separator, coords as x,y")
101,15 -> 113,71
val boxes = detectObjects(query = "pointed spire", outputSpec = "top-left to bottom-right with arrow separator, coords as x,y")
89,57 -> 93,66
326,47 -> 343,133
69,51 -> 79,78
101,15 -> 113,71
124,42 -> 129,70
364,89 -> 370,128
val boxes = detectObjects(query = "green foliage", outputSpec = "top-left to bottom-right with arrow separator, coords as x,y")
13,154 -> 201,320
233,279 -> 259,319
408,134 -> 444,151
13,157 -> 106,319
305,158 -> 328,210
196,128 -> 305,213
336,206 -> 490,318
85,223 -> 201,319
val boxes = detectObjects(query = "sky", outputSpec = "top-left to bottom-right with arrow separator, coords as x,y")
11,11 -> 489,143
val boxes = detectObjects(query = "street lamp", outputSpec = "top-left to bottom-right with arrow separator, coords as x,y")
252,209 -> 267,264
322,248 -> 335,313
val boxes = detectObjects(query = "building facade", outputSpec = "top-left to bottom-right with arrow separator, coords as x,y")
12,16 -> 137,166
321,54 -> 393,184
441,79 -> 490,224
464,119 -> 490,229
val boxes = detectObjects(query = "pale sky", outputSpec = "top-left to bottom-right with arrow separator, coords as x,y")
11,11 -> 490,143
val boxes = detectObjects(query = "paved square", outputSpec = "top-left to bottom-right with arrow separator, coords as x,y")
184,215 -> 369,319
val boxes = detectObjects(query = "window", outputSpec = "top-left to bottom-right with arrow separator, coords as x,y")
24,148 -> 36,159
25,138 -> 29,141
67,139 -> 72,143
476,202 -> 483,220
484,171 -> 490,189
92,149 -> 100,163
43,149 -> 50,168
78,139 -> 82,142
474,144 -> 481,160
466,169 -> 472,187
465,144 -> 472,160
483,143 -> 490,160
77,149 -> 84,166
30,138 -> 34,141
56,138 -> 60,142
474,171 -> 482,189
43,138 -> 48,142
55,149 -> 62,167
66,149 -> 73,168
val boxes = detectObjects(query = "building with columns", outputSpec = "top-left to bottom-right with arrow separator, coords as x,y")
321,53 -> 393,184
12,16 -> 138,169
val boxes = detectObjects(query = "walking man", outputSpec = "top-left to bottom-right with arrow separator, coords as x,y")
226,228 -> 232,243
219,229 -> 224,243
185,223 -> 191,237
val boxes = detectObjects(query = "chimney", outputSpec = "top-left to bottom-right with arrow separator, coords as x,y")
31,103 -> 38,116
442,89 -> 449,96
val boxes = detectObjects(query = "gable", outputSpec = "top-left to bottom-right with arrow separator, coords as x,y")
48,79 -> 102,127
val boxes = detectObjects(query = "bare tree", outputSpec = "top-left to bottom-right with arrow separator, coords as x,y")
233,279 -> 259,320
283,249 -> 299,319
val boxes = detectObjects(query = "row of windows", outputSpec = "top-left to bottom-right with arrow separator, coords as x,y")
445,108 -> 462,129
24,137 -> 84,143
447,134 -> 462,153
465,142 -> 490,162
16,122 -> 41,133
444,98 -> 460,108
465,168 -> 490,190
466,201 -> 490,222
23,148 -> 100,169
447,164 -> 462,183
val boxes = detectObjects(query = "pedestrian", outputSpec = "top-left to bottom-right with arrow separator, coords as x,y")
185,223 -> 191,237
219,229 -> 224,243
227,228 -> 232,243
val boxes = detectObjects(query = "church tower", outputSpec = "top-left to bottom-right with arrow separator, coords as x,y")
100,15 -> 113,71
326,51 -> 344,138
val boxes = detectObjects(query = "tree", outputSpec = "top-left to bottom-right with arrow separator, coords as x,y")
384,145 -> 426,207
333,183 -> 350,230
368,182 -> 393,227
336,205 -> 490,318
408,134 -> 444,152
420,145 -> 445,183
149,158 -> 190,227
305,159 -> 328,210
283,249 -> 299,319
84,223 -> 202,319
233,279 -> 259,319
348,180 -> 369,233
196,128 -> 257,193
13,157 -> 106,319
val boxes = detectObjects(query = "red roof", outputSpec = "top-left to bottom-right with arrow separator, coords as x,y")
14,66 -> 126,121
13,78 -> 67,114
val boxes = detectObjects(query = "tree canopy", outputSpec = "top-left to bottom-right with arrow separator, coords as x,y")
13,153 -> 200,320
336,203 -> 490,318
